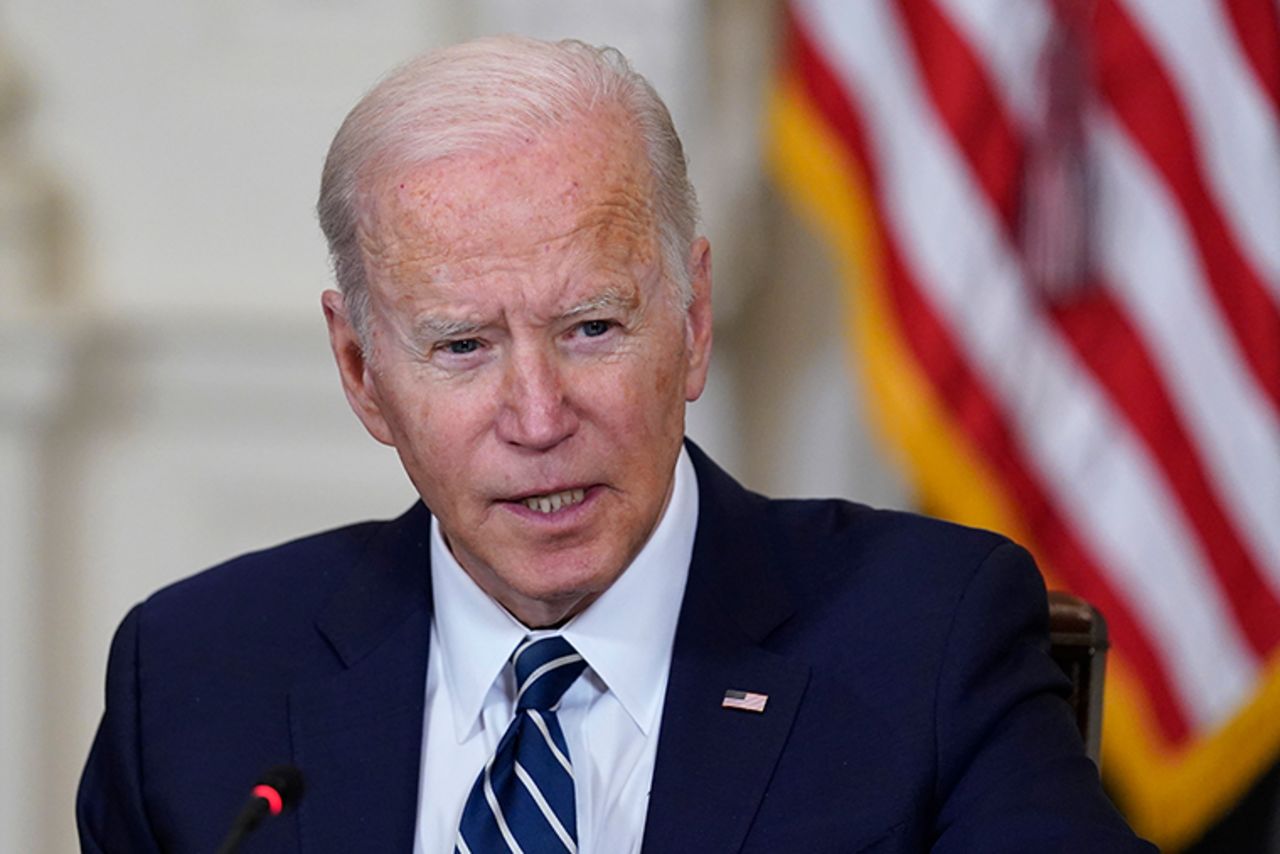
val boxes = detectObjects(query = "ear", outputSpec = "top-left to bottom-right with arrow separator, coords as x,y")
683,237 -> 714,402
322,289 -> 395,446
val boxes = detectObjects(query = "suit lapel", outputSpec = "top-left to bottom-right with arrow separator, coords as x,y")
289,504 -> 434,853
642,445 -> 811,853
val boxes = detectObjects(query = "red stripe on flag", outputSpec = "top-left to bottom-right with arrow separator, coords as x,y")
880,222 -> 1194,746
895,0 -> 1023,231
787,10 -> 1192,745
1051,289 -> 1280,654
1094,0 -> 1280,416
894,0 -> 1280,657
1221,0 -> 1280,118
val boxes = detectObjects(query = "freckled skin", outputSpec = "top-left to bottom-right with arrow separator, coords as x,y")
323,107 -> 713,628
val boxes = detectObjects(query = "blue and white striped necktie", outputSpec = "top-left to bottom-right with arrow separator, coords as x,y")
456,635 -> 588,853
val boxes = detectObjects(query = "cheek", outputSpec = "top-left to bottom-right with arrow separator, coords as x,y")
380,379 -> 494,474
651,355 -> 680,398
579,354 -> 686,441
638,336 -> 689,416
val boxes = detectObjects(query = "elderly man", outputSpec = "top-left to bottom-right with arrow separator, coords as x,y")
78,36 -> 1152,853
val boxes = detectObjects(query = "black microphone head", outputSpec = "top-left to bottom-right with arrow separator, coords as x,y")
254,765 -> 305,815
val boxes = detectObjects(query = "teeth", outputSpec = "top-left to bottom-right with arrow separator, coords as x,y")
522,488 -> 586,514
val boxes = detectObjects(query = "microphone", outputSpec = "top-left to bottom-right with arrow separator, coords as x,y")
215,765 -> 305,854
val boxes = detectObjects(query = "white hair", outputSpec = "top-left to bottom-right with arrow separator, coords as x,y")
317,35 -> 700,342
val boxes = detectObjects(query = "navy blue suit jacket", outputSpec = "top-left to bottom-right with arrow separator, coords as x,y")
78,443 -> 1152,852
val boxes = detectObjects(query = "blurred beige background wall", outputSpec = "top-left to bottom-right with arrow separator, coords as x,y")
0,2 -> 908,851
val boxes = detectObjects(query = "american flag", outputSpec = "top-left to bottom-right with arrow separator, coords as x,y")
769,1 -> 1280,849
722,689 -> 769,713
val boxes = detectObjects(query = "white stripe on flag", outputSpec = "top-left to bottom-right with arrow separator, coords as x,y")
798,0 -> 1262,726
934,0 -> 1054,124
939,0 -> 1280,586
1091,113 -> 1280,589
1121,0 -> 1280,302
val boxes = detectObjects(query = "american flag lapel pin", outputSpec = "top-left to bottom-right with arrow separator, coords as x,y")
722,689 -> 768,713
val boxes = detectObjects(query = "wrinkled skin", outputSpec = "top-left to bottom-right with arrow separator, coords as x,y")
323,107 -> 713,627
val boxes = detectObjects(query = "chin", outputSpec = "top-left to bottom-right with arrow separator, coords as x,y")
515,565 -> 615,601
510,555 -> 620,600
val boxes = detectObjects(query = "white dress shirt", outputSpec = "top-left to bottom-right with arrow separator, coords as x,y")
413,448 -> 698,854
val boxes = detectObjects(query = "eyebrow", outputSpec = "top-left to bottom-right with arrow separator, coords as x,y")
560,288 -> 639,320
409,315 -> 487,342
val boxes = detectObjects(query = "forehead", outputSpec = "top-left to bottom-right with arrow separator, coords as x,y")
357,108 -> 659,278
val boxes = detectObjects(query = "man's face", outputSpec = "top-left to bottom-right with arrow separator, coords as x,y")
323,108 -> 712,627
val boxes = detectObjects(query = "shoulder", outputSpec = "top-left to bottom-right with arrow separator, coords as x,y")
763,495 -> 1029,617
767,496 -> 1011,571
687,440 -> 1037,645
751,496 -> 1051,721
126,511 -> 417,683
686,439 -> 1022,610
143,518 -> 383,624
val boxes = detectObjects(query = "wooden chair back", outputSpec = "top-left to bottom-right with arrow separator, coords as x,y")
1047,590 -> 1109,765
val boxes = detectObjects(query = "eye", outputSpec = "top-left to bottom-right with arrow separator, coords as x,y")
445,338 -> 480,354
579,319 -> 612,338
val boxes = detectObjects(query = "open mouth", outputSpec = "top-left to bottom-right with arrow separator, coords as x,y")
519,487 -> 588,514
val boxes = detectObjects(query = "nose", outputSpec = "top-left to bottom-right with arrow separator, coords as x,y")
495,343 -> 579,451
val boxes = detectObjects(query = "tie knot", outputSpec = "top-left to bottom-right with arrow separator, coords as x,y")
511,635 -> 587,712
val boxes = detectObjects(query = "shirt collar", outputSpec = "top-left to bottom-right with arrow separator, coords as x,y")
429,446 -> 699,741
